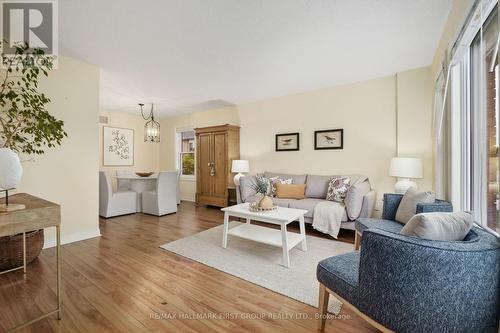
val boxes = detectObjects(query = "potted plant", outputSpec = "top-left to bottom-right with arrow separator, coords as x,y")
0,42 -> 67,270
251,176 -> 274,209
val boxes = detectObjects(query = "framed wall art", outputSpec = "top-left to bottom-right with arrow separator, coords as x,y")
103,126 -> 134,166
275,133 -> 300,151
314,129 -> 343,150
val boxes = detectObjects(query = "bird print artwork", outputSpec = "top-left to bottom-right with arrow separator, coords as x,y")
315,129 -> 343,150
276,133 -> 299,151
323,135 -> 336,144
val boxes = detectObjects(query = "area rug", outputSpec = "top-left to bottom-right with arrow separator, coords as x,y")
160,222 -> 355,314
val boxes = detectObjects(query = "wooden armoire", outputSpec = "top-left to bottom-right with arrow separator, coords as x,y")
195,124 -> 240,207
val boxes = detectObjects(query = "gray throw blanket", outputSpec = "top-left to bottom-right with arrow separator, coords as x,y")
312,201 -> 345,238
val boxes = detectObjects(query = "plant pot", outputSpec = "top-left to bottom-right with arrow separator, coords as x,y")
258,195 -> 274,209
0,229 -> 44,271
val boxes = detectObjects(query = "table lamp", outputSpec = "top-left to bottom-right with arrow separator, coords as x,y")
389,157 -> 423,194
231,160 -> 249,186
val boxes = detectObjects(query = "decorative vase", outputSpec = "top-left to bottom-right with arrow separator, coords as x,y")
258,195 -> 274,209
0,148 -> 23,190
0,148 -> 25,212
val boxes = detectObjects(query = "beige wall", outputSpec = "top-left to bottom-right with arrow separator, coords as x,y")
160,67 -> 434,211
396,67 -> 434,190
159,107 -> 240,201
431,0 -> 474,79
16,55 -> 101,248
99,110 -> 161,188
238,75 -> 397,212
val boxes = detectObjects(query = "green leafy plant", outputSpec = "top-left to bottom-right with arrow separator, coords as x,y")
251,175 -> 270,196
0,42 -> 67,155
182,153 -> 195,175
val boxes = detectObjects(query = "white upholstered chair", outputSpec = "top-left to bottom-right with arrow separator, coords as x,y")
99,171 -> 137,218
142,170 -> 178,216
116,169 -> 134,191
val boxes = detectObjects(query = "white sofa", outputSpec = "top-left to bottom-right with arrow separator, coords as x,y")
236,172 -> 376,230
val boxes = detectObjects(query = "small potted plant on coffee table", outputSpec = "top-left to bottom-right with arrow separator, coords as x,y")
250,176 -> 275,211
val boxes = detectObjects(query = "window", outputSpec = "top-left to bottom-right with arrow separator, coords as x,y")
470,6 -> 500,234
442,1 -> 500,235
176,128 -> 195,179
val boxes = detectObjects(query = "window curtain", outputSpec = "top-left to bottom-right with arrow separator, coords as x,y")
434,57 -> 452,201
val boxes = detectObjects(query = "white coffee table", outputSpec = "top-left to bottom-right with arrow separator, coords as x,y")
221,203 -> 308,268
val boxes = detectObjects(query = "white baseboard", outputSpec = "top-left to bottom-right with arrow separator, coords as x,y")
42,228 -> 102,249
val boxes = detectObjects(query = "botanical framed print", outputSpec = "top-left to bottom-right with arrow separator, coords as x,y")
103,126 -> 134,166
314,129 -> 343,150
276,133 -> 300,151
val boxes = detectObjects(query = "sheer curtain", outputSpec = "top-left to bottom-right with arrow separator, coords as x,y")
433,61 -> 450,201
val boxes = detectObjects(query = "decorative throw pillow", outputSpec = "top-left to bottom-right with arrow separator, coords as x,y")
400,212 -> 473,241
255,174 -> 292,197
276,183 -> 306,199
270,177 -> 292,197
344,180 -> 371,220
326,177 -> 351,202
395,187 -> 436,224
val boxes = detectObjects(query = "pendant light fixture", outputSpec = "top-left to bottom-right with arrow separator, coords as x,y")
139,103 -> 160,143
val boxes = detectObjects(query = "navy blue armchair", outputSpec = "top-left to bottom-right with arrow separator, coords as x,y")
316,194 -> 500,333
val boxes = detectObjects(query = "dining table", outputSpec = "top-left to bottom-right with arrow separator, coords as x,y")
114,175 -> 157,212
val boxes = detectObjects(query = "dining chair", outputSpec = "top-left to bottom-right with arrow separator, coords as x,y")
99,171 -> 137,218
142,170 -> 178,216
116,169 -> 134,191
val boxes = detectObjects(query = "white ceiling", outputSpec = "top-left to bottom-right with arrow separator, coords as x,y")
59,0 -> 452,118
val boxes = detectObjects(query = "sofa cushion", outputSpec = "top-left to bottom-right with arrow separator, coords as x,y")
401,212 -> 474,241
345,174 -> 368,185
264,172 -> 307,184
239,175 -> 257,202
269,176 -> 293,196
326,176 -> 351,202
395,187 -> 436,224
355,218 -> 404,234
289,198 -> 348,220
345,180 -> 371,220
317,252 -> 360,306
271,197 -> 296,208
305,175 -> 337,198
276,183 -> 306,199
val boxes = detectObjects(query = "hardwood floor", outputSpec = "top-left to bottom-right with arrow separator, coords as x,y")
0,202 -> 377,333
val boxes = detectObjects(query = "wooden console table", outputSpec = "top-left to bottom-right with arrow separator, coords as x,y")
0,193 -> 61,332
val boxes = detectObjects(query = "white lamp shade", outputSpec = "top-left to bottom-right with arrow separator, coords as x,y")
389,157 -> 423,179
231,160 -> 249,173
0,148 -> 23,189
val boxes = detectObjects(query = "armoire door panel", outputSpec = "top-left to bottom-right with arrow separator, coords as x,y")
195,124 -> 239,207
198,133 -> 212,196
213,132 -> 227,197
